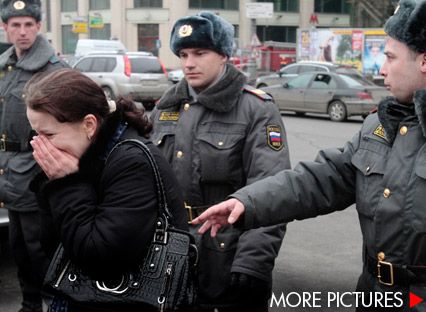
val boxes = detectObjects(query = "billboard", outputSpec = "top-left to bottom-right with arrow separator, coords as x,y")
297,28 -> 386,76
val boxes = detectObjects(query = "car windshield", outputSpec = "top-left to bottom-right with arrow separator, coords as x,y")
335,67 -> 361,76
339,74 -> 372,87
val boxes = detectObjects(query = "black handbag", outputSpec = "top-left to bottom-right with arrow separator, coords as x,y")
44,139 -> 198,311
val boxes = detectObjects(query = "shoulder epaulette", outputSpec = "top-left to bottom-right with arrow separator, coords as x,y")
242,85 -> 272,101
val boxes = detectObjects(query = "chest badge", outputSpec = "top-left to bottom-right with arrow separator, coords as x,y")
266,125 -> 283,151
373,124 -> 386,140
159,111 -> 180,121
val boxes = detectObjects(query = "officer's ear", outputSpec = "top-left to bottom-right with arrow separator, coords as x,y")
420,53 -> 426,73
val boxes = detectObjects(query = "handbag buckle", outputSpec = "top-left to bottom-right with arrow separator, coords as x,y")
154,219 -> 168,244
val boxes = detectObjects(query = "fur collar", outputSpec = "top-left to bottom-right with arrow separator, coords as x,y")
157,64 -> 246,113
0,34 -> 55,71
378,89 -> 426,142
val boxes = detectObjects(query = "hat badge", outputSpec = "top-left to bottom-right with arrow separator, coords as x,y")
178,25 -> 193,38
13,0 -> 26,10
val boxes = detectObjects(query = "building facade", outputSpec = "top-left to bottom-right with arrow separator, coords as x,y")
41,0 -> 353,69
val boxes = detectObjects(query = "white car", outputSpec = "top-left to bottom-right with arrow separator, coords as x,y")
168,69 -> 184,83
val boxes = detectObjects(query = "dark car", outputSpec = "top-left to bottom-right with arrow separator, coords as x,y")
255,61 -> 362,88
262,71 -> 391,122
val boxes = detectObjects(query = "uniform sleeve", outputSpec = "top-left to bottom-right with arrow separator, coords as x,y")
42,144 -> 157,278
231,95 -> 291,281
233,130 -> 361,230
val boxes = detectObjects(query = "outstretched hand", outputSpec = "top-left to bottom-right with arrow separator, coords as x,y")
191,198 -> 245,237
30,135 -> 79,180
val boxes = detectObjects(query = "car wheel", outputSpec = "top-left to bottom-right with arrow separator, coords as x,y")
328,100 -> 347,122
257,83 -> 267,89
102,87 -> 115,101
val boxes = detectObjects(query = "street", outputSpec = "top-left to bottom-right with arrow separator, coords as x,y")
0,113 -> 364,311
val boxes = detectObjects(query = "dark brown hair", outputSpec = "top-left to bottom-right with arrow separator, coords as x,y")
25,68 -> 152,136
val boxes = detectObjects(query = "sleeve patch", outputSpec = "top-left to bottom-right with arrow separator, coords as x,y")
266,125 -> 283,151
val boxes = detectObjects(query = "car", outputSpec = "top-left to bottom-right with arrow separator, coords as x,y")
255,61 -> 362,88
262,71 -> 391,122
72,51 -> 172,110
168,69 -> 184,83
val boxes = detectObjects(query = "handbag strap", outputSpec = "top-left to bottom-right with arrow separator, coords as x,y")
106,139 -> 173,224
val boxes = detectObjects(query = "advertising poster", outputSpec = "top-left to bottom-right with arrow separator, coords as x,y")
297,28 -> 385,73
363,32 -> 386,76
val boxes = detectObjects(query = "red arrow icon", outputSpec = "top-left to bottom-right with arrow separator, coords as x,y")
410,292 -> 424,308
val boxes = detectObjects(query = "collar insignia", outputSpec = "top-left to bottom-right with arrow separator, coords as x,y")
13,1 -> 25,10
178,25 -> 193,38
267,125 -> 283,151
373,124 -> 386,140
159,111 -> 180,121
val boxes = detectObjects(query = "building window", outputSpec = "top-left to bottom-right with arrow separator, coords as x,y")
61,25 -> 78,54
90,0 -> 110,10
256,0 -> 298,12
61,0 -> 77,12
315,0 -> 350,14
257,26 -> 297,43
134,0 -> 162,7
138,24 -> 159,55
189,0 -> 238,10
90,24 -> 111,40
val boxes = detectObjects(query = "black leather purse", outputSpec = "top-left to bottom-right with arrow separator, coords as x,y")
44,139 -> 198,311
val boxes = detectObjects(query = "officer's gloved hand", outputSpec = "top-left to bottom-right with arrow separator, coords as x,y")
230,272 -> 271,303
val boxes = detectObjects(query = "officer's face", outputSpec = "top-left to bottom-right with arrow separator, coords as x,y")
3,16 -> 40,57
26,108 -> 96,159
380,37 -> 425,104
179,48 -> 227,92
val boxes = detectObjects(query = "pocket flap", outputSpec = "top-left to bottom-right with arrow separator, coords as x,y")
197,132 -> 244,150
351,149 -> 386,176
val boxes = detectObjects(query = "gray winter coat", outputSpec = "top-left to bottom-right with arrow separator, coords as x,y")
0,35 -> 68,212
151,64 -> 291,306
233,92 -> 426,311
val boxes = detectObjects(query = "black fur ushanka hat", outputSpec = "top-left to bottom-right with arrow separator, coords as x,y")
170,11 -> 234,58
385,0 -> 426,52
1,0 -> 41,23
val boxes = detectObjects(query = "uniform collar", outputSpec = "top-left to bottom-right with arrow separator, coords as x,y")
157,64 -> 246,113
0,34 -> 55,71
378,89 -> 426,142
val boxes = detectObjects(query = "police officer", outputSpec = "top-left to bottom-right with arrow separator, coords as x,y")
151,11 -> 291,312
194,1 -> 426,311
0,1 -> 67,311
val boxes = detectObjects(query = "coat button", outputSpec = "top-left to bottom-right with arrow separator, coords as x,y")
366,166 -> 370,173
7,65 -> 12,71
0,169 -> 4,175
183,103 -> 190,111
218,141 -> 224,146
157,139 -> 162,145
0,202 -> 4,208
220,242 -> 225,249
399,126 -> 408,136
383,188 -> 391,198
176,151 -> 183,158
377,252 -> 385,261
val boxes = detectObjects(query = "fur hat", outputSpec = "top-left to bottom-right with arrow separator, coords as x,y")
1,0 -> 41,23
170,11 -> 234,57
384,0 -> 426,52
